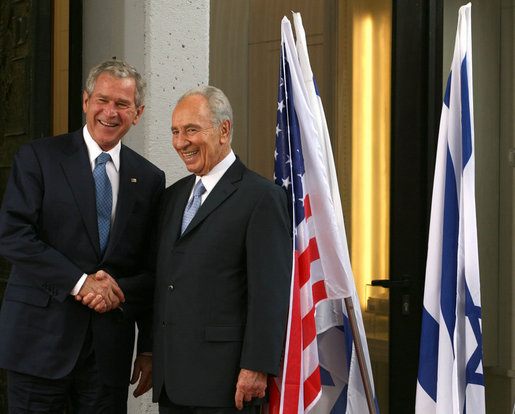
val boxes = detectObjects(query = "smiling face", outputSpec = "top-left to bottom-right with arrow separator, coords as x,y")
83,73 -> 144,151
171,94 -> 231,176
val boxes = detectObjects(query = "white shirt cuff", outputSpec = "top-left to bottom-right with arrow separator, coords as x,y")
71,273 -> 88,296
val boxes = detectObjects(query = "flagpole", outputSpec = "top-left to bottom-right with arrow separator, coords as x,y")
344,296 -> 378,414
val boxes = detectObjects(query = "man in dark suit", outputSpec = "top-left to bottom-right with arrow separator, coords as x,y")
153,86 -> 291,413
0,60 -> 165,413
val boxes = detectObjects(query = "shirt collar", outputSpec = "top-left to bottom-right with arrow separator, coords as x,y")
83,125 -> 121,172
195,150 -> 236,193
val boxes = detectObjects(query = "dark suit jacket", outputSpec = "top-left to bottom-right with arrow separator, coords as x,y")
152,157 -> 291,407
0,129 -> 165,387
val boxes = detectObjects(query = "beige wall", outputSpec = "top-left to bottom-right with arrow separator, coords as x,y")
497,0 -> 515,411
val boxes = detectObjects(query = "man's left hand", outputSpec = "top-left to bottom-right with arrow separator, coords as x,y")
234,369 -> 267,410
131,354 -> 152,397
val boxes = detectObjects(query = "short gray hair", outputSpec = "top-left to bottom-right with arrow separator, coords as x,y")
178,85 -> 233,140
85,60 -> 146,108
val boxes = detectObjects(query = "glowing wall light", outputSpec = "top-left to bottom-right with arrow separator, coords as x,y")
350,4 -> 391,309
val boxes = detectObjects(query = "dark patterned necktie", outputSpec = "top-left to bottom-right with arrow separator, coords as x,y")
94,152 -> 112,253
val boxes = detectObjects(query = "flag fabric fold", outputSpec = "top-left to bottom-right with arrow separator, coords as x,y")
268,14 -> 377,414
415,3 -> 485,413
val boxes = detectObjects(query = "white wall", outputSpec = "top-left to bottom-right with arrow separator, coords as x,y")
82,0 -> 146,155
143,1 -> 210,186
83,1 -> 210,412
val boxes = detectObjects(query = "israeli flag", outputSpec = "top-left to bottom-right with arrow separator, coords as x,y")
415,3 -> 485,413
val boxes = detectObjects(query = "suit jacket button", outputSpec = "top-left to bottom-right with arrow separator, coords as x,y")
168,284 -> 174,291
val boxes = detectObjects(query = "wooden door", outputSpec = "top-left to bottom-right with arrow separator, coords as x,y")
0,1 -> 52,409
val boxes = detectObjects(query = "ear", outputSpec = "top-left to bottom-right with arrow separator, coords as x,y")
219,119 -> 231,144
82,90 -> 89,113
132,104 -> 145,125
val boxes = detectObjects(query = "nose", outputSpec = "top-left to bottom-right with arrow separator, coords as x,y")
103,102 -> 117,117
173,132 -> 188,149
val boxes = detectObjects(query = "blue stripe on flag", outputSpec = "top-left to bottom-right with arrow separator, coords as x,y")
461,56 -> 472,167
465,284 -> 484,387
318,319 -> 353,413
337,315 -> 354,413
313,76 -> 321,97
417,307 -> 440,401
342,316 -> 353,372
320,366 -> 335,387
441,148 -> 459,349
331,384 -> 349,414
444,72 -> 452,109
331,322 -> 351,414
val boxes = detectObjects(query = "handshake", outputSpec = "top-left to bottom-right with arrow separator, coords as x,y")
75,270 -> 125,313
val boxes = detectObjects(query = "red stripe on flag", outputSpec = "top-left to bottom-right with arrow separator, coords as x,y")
304,194 -> 312,219
298,238 -> 320,287
267,377 -> 281,414
281,251 -> 302,413
302,306 -> 316,351
312,280 -> 328,307
303,365 -> 322,410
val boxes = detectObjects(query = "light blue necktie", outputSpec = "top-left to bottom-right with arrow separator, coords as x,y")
94,152 -> 112,253
181,180 -> 206,234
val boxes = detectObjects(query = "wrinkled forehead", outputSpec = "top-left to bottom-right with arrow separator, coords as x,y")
172,95 -> 212,127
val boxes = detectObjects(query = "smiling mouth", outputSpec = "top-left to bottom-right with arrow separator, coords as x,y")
99,120 -> 118,127
183,150 -> 198,158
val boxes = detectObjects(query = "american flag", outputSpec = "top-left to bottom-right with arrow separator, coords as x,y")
269,16 -> 365,414
271,41 -> 323,413
290,12 -> 378,414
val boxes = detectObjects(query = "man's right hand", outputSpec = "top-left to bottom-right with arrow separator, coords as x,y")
75,270 -> 125,313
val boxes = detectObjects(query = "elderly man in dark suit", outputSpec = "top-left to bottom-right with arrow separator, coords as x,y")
0,60 -> 165,413
153,86 -> 291,414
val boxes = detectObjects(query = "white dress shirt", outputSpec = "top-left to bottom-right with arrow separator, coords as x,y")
70,126 -> 121,295
188,150 -> 236,204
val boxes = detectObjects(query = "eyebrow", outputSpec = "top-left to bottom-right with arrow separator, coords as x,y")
95,93 -> 132,106
171,123 -> 202,130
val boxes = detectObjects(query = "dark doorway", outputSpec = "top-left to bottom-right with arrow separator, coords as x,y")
0,0 -> 51,272
387,0 -> 442,412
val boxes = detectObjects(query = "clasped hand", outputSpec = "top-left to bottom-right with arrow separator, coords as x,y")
75,270 -> 125,313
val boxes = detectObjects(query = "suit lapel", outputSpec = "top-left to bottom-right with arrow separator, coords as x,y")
105,145 -> 137,256
60,131 -> 100,253
157,175 -> 195,252
180,159 -> 245,237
